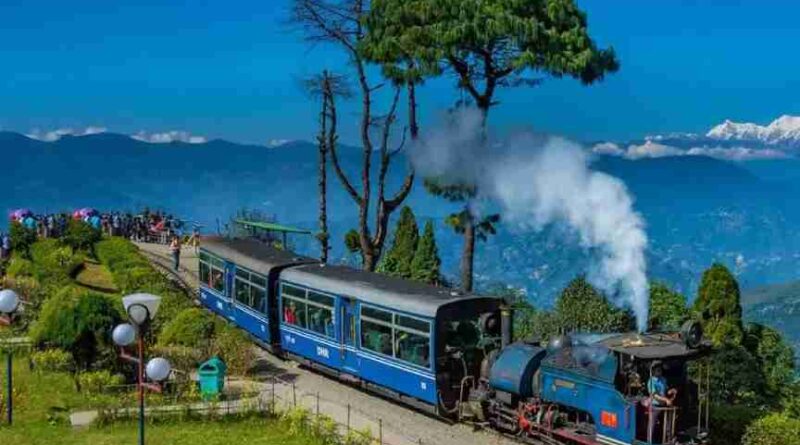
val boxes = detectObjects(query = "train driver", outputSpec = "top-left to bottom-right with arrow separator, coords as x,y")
647,361 -> 677,406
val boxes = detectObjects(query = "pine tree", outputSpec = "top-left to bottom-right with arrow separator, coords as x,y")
555,276 -> 634,334
693,263 -> 744,346
410,221 -> 441,285
648,282 -> 689,331
377,206 -> 419,278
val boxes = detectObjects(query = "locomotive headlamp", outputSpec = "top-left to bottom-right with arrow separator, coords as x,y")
680,320 -> 703,349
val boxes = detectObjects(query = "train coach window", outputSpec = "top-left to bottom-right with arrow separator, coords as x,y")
359,305 -> 431,369
199,261 -> 210,285
395,315 -> 431,368
361,318 -> 393,357
234,267 -> 267,314
307,292 -> 335,338
200,251 -> 226,294
280,284 -> 336,338
396,330 -> 430,368
235,279 -> 251,306
283,298 -> 308,328
251,286 -> 266,314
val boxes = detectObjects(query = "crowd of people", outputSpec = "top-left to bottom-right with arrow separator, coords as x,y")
5,209 -> 194,243
1,208 -> 200,261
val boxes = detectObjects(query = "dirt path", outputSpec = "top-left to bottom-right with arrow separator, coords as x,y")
134,241 -> 518,445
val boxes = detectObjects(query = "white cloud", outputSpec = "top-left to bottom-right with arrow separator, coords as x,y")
267,138 -> 292,147
26,126 -> 107,141
592,141 -> 788,161
131,130 -> 207,144
624,141 -> 684,159
591,142 -> 625,156
686,146 -> 788,161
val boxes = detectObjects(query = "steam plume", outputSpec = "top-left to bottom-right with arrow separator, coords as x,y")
412,108 -> 649,331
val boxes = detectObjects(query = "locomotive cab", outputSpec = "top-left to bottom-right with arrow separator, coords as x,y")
435,298 -> 504,416
606,329 -> 712,445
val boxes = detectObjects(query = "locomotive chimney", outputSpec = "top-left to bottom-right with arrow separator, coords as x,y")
501,306 -> 513,348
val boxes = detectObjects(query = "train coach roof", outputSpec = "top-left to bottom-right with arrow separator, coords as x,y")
281,263 -> 498,317
201,236 -> 316,275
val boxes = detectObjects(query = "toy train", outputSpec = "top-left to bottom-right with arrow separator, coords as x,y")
198,237 -> 712,445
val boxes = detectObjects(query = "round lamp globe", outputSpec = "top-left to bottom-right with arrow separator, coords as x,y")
0,289 -> 20,314
146,357 -> 172,382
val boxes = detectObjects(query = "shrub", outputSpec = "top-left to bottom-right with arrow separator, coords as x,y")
311,414 -> 340,445
210,322 -> 255,376
159,308 -> 215,348
6,257 -> 34,278
30,287 -> 82,348
30,238 -> 63,263
9,220 -> 37,255
743,413 -> 800,445
95,237 -> 192,334
28,239 -> 82,284
151,345 -> 205,373
77,370 -> 125,395
282,406 -> 311,435
343,427 -> 373,445
30,289 -> 123,370
31,348 -> 74,373
709,403 -> 761,445
63,219 -> 101,251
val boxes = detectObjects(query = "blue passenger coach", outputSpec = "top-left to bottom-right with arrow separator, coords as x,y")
278,263 -> 502,412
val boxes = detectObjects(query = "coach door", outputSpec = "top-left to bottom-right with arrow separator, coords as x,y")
340,297 -> 360,375
223,261 -> 236,321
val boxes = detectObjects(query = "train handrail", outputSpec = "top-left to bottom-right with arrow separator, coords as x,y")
646,404 -> 679,444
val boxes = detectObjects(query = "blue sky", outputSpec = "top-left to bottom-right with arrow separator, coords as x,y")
1,0 -> 799,145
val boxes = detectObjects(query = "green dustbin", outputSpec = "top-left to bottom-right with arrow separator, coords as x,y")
198,357 -> 227,400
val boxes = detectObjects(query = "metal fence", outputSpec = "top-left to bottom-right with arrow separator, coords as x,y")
95,372 -> 429,445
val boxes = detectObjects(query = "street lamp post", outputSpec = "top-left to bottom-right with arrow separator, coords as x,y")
114,294 -> 171,445
0,289 -> 20,426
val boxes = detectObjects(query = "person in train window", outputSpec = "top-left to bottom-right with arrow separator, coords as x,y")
211,270 -> 223,291
324,317 -> 334,338
284,301 -> 298,324
309,309 -> 323,333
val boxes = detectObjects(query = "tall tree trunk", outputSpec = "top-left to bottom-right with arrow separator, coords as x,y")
317,73 -> 330,263
458,102 -> 490,292
408,81 -> 419,140
460,212 -> 476,292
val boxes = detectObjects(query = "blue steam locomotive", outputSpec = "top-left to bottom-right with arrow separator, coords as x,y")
198,237 -> 712,445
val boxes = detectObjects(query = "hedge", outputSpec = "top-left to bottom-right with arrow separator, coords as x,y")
743,413 -> 800,445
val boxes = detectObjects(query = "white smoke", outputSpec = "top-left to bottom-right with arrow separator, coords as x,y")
412,108 -> 650,331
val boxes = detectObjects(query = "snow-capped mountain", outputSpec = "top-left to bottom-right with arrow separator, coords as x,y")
706,115 -> 800,147
593,114 -> 800,161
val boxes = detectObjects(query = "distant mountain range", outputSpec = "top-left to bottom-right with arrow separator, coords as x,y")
707,115 -> 800,147
2,127 -> 799,358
